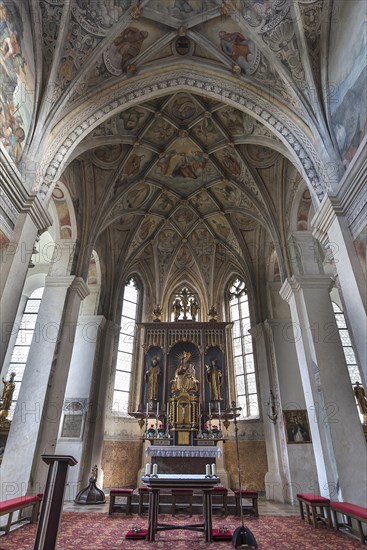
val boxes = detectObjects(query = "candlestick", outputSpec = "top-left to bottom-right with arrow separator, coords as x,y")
146,402 -> 148,416
152,464 -> 158,475
208,402 -> 211,416
211,463 -> 216,476
205,464 -> 211,477
157,401 -> 159,416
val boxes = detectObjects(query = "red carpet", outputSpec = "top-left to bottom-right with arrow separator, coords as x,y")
0,513 -> 364,549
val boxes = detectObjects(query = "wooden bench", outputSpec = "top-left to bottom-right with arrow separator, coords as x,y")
297,493 -> 331,529
212,486 -> 228,516
0,493 -> 43,535
138,486 -> 150,516
108,488 -> 133,515
331,501 -> 367,544
234,490 -> 259,517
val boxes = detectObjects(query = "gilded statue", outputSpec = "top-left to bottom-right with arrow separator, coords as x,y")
190,298 -> 199,321
206,359 -> 222,401
171,351 -> 198,394
0,372 -> 16,418
146,356 -> 160,401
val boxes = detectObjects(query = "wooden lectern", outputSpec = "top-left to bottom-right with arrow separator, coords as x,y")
32,454 -> 77,550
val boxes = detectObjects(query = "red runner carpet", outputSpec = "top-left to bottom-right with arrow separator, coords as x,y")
0,513 -> 364,549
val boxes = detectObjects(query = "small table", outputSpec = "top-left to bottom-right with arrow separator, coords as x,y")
142,474 -> 220,542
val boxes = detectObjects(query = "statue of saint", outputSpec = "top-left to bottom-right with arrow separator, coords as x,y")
0,372 -> 16,418
206,359 -> 222,401
354,382 -> 367,422
173,298 -> 182,321
146,356 -> 160,401
208,305 -> 218,321
171,351 -> 199,394
190,298 -> 199,321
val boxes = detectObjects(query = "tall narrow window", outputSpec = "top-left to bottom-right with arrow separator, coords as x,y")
7,287 -> 44,419
332,302 -> 363,419
229,278 -> 259,419
112,278 -> 139,414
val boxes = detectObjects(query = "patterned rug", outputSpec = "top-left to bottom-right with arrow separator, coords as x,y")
0,513 -> 364,549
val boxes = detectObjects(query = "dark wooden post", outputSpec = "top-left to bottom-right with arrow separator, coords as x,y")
33,454 -> 77,550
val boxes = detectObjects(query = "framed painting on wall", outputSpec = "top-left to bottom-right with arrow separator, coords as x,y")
284,409 -> 312,444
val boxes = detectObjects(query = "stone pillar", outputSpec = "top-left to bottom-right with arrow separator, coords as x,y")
280,275 -> 367,506
312,197 -> 367,386
263,319 -> 318,502
55,314 -> 106,500
250,323 -> 286,502
77,320 -> 120,491
0,275 -> 89,499
0,198 -> 52,368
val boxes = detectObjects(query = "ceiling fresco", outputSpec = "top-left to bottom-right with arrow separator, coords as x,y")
0,0 -> 365,311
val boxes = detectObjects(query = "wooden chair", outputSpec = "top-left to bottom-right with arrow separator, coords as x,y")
109,488 -> 134,515
234,490 -> 259,517
171,489 -> 193,516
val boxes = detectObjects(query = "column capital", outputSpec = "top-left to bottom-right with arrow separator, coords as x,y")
280,275 -> 334,303
21,196 -> 53,234
45,275 -> 75,288
70,277 -> 90,300
311,196 -> 342,245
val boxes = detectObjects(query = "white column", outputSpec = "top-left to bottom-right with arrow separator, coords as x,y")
55,314 -> 106,500
0,200 -> 52,368
313,197 -> 367,386
0,276 -> 89,499
280,275 -> 367,506
263,320 -> 318,502
250,323 -> 287,502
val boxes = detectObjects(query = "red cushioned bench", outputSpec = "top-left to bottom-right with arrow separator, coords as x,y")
331,501 -> 367,544
0,493 -> 43,535
297,493 -> 331,529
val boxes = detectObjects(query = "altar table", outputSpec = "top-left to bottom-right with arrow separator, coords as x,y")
141,473 -> 220,542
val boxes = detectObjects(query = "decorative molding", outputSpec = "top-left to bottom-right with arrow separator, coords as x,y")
45,275 -> 75,288
280,274 -> 333,303
36,71 -> 326,202
70,277 -> 90,300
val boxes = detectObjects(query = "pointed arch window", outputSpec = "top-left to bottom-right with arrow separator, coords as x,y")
170,287 -> 200,322
229,278 -> 259,419
6,287 -> 44,419
112,278 -> 139,415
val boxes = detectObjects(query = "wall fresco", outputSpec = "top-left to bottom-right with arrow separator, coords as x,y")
0,0 -> 35,163
328,1 -> 367,165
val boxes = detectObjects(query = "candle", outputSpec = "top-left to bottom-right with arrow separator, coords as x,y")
146,402 -> 148,416
218,402 -> 221,416
157,401 -> 159,416
211,463 -> 216,476
205,464 -> 211,477
152,464 -> 158,475
145,463 -> 151,476
166,401 -> 169,419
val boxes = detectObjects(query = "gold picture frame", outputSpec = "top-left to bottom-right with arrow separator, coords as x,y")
283,409 -> 312,444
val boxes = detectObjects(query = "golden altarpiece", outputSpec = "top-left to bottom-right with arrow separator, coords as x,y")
133,315 -> 233,447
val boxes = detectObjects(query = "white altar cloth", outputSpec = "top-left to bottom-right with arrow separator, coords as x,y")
146,445 -> 221,458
